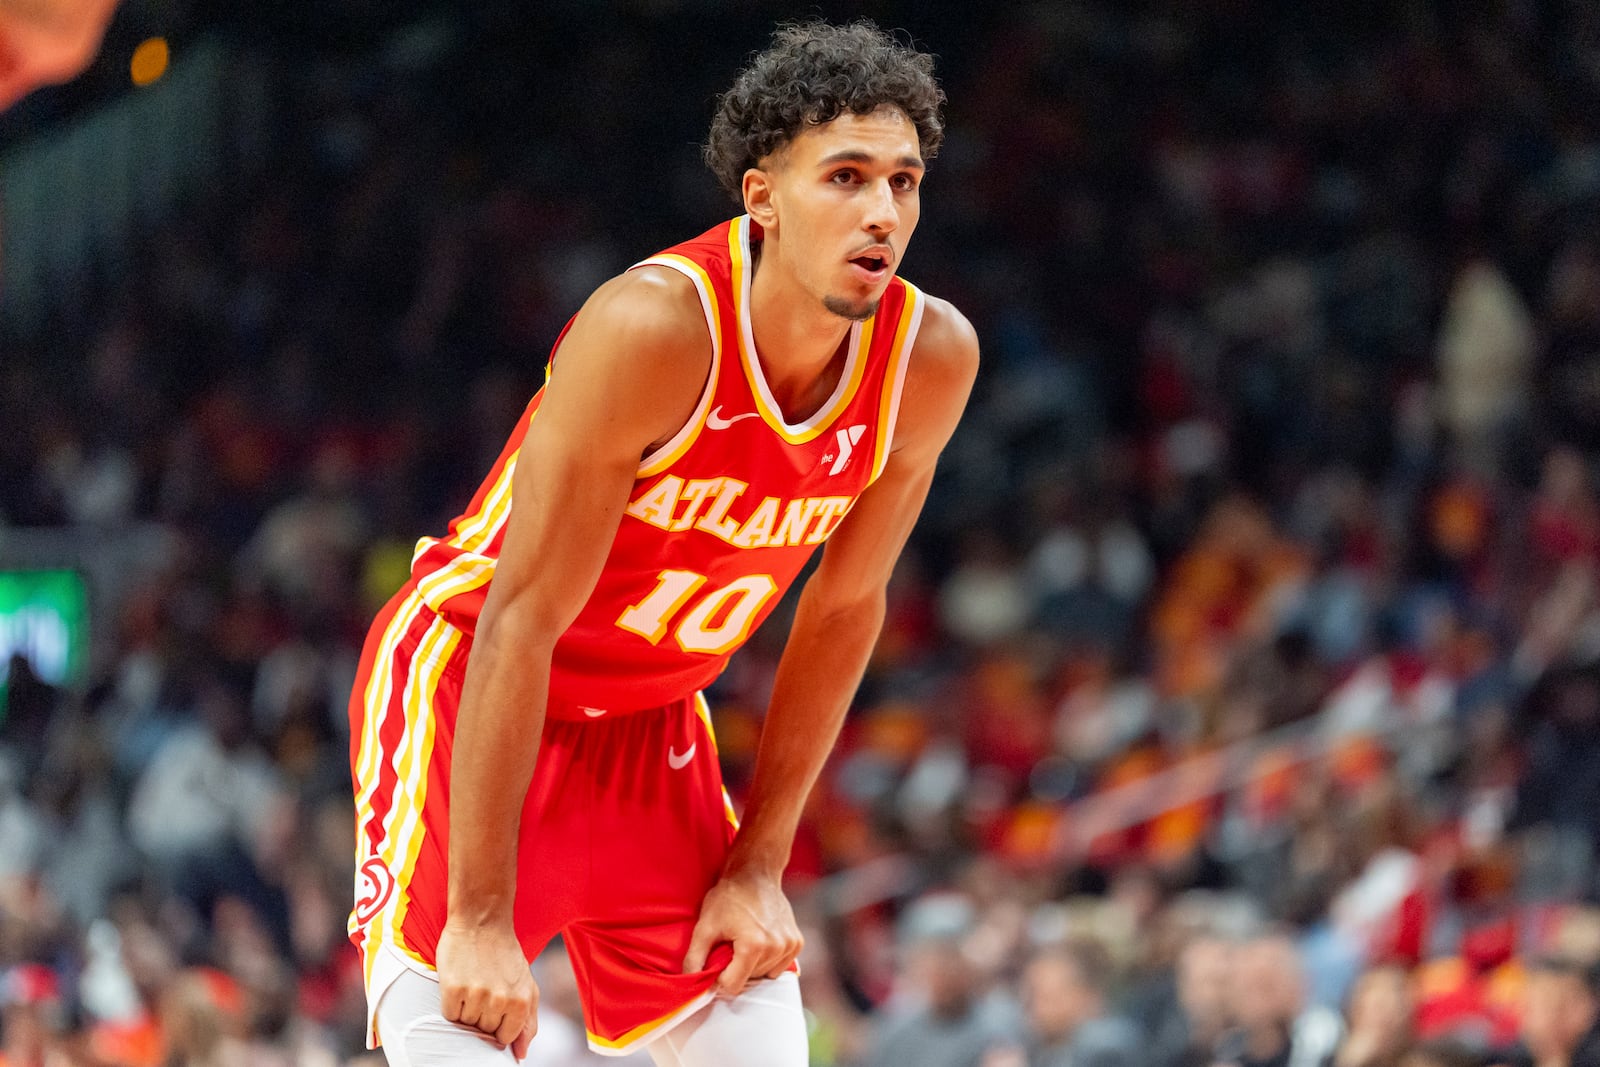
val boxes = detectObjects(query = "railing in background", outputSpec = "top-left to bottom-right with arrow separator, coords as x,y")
811,693 -> 1460,918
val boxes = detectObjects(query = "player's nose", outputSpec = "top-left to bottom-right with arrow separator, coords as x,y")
862,179 -> 899,235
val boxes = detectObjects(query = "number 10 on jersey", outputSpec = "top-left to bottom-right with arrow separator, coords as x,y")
616,569 -> 779,655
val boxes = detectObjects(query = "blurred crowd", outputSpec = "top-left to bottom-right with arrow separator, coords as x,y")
9,0 -> 1600,1064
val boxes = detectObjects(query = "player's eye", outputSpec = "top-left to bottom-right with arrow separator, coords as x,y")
892,173 -> 919,191
830,169 -> 860,185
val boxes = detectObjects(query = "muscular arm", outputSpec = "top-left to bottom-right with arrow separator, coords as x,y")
684,297 -> 979,991
440,265 -> 709,1049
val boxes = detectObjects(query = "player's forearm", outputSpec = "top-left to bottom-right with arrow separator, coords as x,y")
725,582 -> 886,879
446,612 -> 555,929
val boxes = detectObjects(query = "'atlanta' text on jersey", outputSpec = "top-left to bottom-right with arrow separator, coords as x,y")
625,477 -> 853,549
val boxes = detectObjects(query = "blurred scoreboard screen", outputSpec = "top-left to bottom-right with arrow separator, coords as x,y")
0,569 -> 89,708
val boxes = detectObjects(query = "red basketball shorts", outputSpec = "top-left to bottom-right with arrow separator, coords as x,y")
349,586 -> 740,1056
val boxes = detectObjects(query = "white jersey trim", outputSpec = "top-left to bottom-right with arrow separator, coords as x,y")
733,215 -> 865,437
630,256 -> 722,476
868,280 -> 926,484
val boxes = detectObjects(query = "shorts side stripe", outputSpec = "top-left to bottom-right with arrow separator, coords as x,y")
691,692 -> 718,755
692,694 -> 739,830
353,590 -> 428,863
386,622 -> 464,940
370,614 -> 459,946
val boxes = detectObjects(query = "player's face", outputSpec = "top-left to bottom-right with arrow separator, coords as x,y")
0,0 -> 119,112
762,106 -> 923,322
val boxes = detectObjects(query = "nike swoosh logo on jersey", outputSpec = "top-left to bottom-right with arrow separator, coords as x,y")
667,743 -> 696,770
581,706 -> 608,718
706,406 -> 759,430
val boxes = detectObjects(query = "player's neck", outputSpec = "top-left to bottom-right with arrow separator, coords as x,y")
747,242 -> 853,422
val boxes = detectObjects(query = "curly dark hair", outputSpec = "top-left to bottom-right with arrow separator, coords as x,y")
705,20 -> 945,201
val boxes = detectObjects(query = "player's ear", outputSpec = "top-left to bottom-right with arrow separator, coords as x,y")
742,167 -> 777,229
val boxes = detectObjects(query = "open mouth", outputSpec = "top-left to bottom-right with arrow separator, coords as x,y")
849,251 -> 892,279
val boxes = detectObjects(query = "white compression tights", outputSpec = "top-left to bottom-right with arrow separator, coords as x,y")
374,967 -> 807,1067
645,973 -> 807,1067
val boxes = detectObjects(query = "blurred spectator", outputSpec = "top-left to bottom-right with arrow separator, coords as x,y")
125,677 -> 292,929
1027,486 -> 1154,648
939,532 -> 1031,647
1329,964 -> 1416,1067
1434,262 -> 1534,473
1399,1043 -> 1484,1067
158,967 -> 249,1067
1214,933 -> 1343,1067
1509,669 -> 1600,888
1150,495 -> 1308,703
1492,958 -> 1600,1067
794,914 -> 871,1067
1013,939 -> 1140,1067
1,963 -> 69,1067
1150,934 -> 1235,1067
865,895 -> 1014,1067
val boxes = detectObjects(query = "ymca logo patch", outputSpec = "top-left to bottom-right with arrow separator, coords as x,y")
354,858 -> 397,926
821,425 -> 867,475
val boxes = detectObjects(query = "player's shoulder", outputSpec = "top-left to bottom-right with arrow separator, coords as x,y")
575,263 -> 709,357
906,289 -> 979,389
544,264 -> 711,443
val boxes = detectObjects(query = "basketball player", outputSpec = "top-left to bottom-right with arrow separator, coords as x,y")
349,20 -> 977,1067
0,0 -> 118,110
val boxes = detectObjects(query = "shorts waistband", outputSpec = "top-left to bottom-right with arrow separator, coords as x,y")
388,596 -> 699,721
543,694 -> 695,723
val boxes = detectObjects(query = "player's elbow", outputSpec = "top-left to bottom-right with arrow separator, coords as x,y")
477,585 -> 574,656
798,581 -> 886,635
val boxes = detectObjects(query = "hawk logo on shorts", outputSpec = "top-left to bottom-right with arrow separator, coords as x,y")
354,858 -> 396,926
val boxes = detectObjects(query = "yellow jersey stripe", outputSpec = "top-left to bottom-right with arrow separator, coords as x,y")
868,281 -> 925,485
413,452 -> 521,613
417,549 -> 499,614
443,449 -> 516,553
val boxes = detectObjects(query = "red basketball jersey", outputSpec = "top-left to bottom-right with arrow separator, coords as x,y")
408,216 -> 925,711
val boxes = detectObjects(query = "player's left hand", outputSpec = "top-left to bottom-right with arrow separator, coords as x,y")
681,869 -> 802,996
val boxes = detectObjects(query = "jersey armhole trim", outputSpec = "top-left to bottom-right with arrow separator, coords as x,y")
630,255 -> 722,477
867,281 -> 926,485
